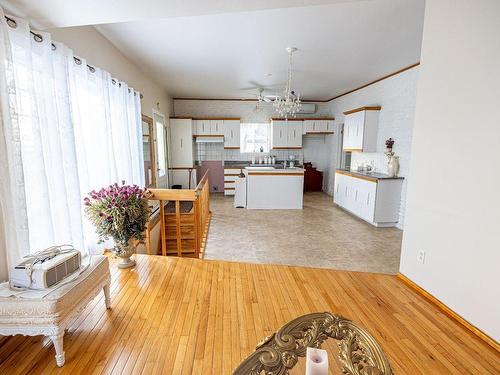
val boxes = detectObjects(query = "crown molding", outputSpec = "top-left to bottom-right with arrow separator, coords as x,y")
173,62 -> 420,104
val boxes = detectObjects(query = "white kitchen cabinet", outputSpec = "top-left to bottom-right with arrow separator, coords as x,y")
326,120 -> 335,133
314,121 -> 327,132
334,171 -> 402,227
303,119 -> 335,134
287,121 -> 303,148
223,120 -> 240,149
303,120 -> 313,134
342,107 -> 380,152
224,168 -> 241,195
169,118 -> 194,168
194,118 -> 231,137
334,172 -> 347,207
271,120 -> 289,148
192,120 -> 200,135
195,119 -> 211,135
354,177 -> 377,222
271,120 -> 302,149
210,119 -> 224,135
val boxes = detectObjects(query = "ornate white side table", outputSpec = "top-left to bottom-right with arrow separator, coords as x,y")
0,255 -> 111,367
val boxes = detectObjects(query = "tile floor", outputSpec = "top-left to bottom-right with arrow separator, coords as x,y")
204,192 -> 403,274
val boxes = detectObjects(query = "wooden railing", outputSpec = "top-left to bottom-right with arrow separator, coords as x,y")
195,171 -> 211,255
146,171 -> 211,258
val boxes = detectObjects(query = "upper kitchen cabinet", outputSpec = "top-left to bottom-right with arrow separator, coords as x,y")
194,118 -> 229,136
342,106 -> 381,152
169,118 -> 194,168
223,119 -> 240,149
271,120 -> 288,148
271,119 -> 303,149
210,119 -> 224,135
303,118 -> 335,134
287,120 -> 303,148
193,119 -> 210,135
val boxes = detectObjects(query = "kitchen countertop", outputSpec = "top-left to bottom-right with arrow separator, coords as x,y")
224,161 -> 250,169
224,162 -> 303,169
336,169 -> 404,180
246,167 -> 305,174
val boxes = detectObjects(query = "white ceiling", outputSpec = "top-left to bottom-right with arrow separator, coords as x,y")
1,0 -> 425,100
0,0 -> 365,29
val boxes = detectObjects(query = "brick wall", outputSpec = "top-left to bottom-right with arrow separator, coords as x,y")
329,66 -> 419,228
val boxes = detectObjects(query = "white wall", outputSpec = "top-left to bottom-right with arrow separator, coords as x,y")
400,0 -> 500,342
174,99 -> 336,190
48,26 -> 172,117
328,67 -> 419,228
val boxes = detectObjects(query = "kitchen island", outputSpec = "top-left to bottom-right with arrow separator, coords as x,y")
245,167 -> 304,209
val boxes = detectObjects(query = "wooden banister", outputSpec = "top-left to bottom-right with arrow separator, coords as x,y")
195,170 -> 209,192
146,170 -> 211,258
148,188 -> 197,201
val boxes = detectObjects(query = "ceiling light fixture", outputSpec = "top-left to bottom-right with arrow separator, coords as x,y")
273,47 -> 301,119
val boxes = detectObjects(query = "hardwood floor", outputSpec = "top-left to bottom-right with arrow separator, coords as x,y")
0,255 -> 498,374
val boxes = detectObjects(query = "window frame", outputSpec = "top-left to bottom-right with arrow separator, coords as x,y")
239,122 -> 271,154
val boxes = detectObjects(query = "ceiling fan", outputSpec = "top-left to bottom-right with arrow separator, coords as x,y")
255,87 -> 275,103
240,80 -> 281,102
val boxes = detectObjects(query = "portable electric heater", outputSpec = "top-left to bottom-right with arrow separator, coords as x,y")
10,245 -> 82,290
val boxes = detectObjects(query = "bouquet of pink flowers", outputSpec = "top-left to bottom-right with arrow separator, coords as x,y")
84,183 -> 151,249
385,138 -> 395,150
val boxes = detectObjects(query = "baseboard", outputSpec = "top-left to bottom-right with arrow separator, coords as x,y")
396,272 -> 499,353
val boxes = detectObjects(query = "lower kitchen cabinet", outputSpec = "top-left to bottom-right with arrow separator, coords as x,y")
334,171 -> 403,227
224,168 -> 241,195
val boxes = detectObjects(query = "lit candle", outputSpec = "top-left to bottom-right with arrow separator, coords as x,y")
305,347 -> 328,375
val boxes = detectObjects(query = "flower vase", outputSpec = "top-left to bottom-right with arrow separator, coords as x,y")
387,155 -> 400,177
114,238 -> 139,269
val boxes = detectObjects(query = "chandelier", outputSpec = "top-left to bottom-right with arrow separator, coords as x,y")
273,47 -> 301,118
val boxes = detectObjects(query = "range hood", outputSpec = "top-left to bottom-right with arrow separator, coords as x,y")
195,136 -> 224,143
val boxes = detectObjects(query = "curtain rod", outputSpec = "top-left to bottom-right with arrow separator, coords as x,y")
3,15 -> 143,99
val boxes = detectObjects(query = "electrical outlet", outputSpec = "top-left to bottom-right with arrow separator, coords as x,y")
418,250 -> 426,264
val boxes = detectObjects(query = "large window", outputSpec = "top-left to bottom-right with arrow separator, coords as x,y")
240,123 -> 270,153
0,18 -> 144,260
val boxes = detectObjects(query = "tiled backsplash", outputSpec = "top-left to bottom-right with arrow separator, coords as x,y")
194,142 -> 304,164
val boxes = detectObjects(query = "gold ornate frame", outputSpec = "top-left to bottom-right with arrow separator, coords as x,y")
232,312 -> 393,375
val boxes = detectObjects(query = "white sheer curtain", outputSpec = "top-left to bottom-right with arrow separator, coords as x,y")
0,9 -> 30,276
0,11 -> 144,276
69,58 -> 144,253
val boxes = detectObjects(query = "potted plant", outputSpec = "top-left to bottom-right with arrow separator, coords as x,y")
84,183 -> 151,268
